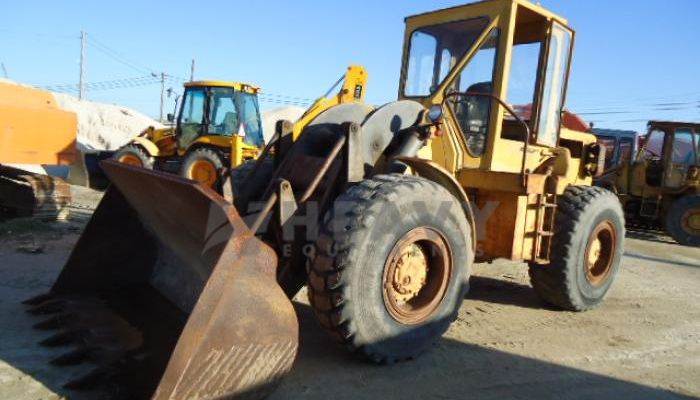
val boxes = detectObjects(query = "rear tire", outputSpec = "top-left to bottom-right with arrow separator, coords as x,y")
529,186 -> 624,311
665,195 -> 700,247
308,174 -> 472,363
181,147 -> 226,191
113,144 -> 154,169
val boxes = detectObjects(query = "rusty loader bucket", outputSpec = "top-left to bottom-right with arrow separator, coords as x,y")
24,160 -> 298,399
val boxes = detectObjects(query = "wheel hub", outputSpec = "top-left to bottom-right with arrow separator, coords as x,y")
118,154 -> 143,167
587,238 -> 603,269
584,221 -> 617,286
390,244 -> 428,304
682,209 -> 700,233
382,227 -> 452,325
189,159 -> 217,187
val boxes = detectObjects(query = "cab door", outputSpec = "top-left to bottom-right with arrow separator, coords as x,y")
533,21 -> 574,148
665,128 -> 698,189
630,128 -> 665,196
176,87 -> 207,150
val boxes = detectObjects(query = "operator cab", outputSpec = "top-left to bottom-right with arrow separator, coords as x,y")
637,121 -> 700,189
400,0 -> 575,171
177,81 -> 264,150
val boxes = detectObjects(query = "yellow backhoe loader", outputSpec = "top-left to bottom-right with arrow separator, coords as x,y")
113,66 -> 368,191
24,1 -> 623,399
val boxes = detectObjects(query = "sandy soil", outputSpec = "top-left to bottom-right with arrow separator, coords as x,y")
0,190 -> 698,400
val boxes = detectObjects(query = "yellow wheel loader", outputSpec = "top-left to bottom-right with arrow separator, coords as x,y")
595,121 -> 700,246
25,1 -> 623,399
114,66 -> 369,191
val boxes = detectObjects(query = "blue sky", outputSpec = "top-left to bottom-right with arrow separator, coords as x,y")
1,0 -> 698,132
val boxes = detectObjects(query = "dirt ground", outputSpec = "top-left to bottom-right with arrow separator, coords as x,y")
0,188 -> 698,399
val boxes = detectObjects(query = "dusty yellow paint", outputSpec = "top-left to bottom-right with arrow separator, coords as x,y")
396,0 -> 602,262
291,65 -> 368,140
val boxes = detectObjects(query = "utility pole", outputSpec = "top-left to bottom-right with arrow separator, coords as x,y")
79,31 -> 86,100
159,72 -> 166,122
1,63 -> 7,79
190,59 -> 195,81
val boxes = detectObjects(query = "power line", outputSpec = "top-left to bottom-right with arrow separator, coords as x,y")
87,34 -> 156,75
165,74 -> 314,104
36,75 -> 313,108
259,98 -> 310,107
37,75 -> 162,93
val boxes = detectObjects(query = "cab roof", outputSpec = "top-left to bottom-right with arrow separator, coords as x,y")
405,0 -> 568,26
648,120 -> 700,131
184,81 -> 260,94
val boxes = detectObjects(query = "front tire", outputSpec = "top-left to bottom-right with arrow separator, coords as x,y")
180,147 -> 226,191
665,195 -> 700,247
308,174 -> 472,363
529,186 -> 625,311
113,144 -> 154,169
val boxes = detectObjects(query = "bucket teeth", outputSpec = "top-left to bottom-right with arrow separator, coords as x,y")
26,299 -> 66,315
32,313 -> 74,330
50,346 -> 94,366
40,329 -> 84,347
22,292 -> 52,306
64,366 -> 111,390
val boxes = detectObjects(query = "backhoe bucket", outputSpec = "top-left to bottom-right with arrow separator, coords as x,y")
24,160 -> 298,399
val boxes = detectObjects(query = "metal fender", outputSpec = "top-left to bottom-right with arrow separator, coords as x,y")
131,136 -> 160,157
394,156 -> 477,251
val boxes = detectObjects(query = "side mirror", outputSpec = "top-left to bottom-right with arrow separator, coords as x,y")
167,113 -> 175,122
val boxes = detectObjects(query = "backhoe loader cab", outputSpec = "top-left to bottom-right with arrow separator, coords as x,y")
176,82 -> 264,151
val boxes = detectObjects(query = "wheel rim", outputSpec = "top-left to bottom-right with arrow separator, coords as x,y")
188,159 -> 218,187
382,227 -> 452,325
118,153 -> 143,167
681,208 -> 700,234
584,221 -> 617,286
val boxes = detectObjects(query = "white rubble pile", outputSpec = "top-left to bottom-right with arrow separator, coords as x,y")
1,78 -> 162,152
261,106 -> 306,143
3,77 -> 308,179
52,93 -> 163,152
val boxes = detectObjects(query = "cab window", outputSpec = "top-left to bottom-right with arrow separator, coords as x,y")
596,136 -> 617,169
181,88 -> 206,125
672,128 -> 697,165
404,17 -> 490,97
178,87 -> 206,148
641,129 -> 665,161
619,138 -> 634,166
536,22 -> 572,147
449,29 -> 499,157
506,42 -> 541,108
236,92 -> 264,147
207,87 -> 238,136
